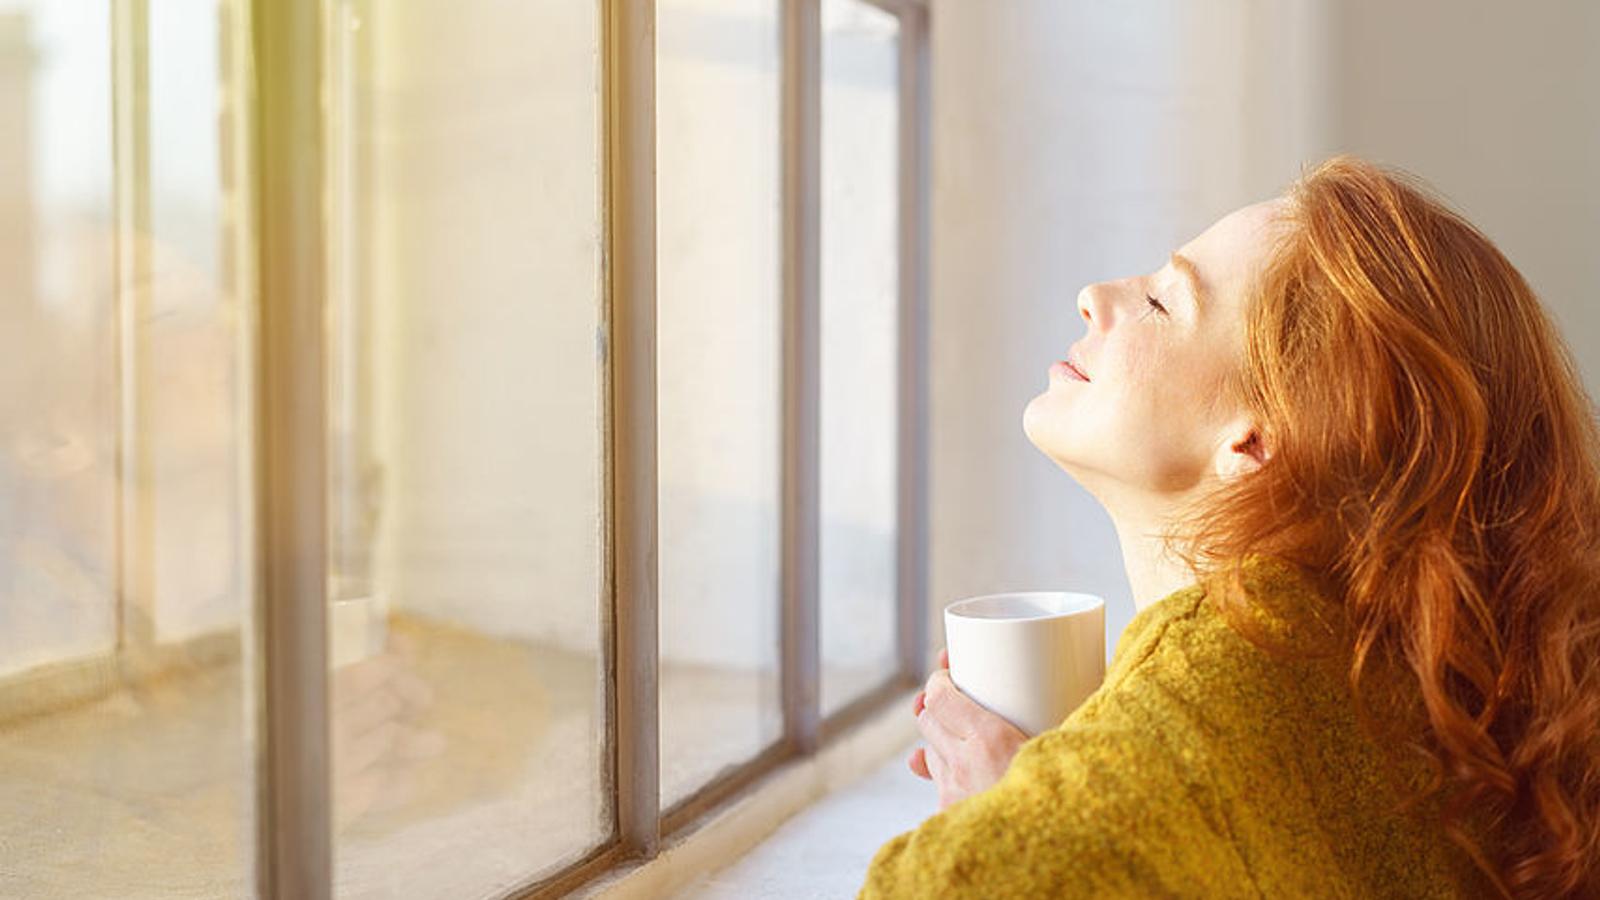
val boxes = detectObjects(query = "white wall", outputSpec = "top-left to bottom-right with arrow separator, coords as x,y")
926,0 -> 1336,659
656,0 -> 783,671
1329,0 -> 1600,392
366,1 -> 606,650
925,0 -> 1600,660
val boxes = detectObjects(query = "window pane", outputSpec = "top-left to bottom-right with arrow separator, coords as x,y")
657,0 -> 784,809
0,1 -> 258,895
324,1 -> 610,895
819,0 -> 901,718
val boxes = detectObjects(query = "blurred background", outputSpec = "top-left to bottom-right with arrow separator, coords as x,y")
0,1 -> 1595,897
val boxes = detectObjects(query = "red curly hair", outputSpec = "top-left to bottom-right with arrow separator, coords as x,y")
1173,155 -> 1600,898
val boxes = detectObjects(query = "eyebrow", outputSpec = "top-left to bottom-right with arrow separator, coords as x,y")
1169,251 -> 1208,312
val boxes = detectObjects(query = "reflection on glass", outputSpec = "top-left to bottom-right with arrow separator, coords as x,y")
656,0 -> 785,809
324,1 -> 610,895
819,0 -> 901,718
0,1 -> 257,895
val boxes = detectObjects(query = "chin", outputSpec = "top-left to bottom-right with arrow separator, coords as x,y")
1023,392 -> 1076,455
1023,402 -> 1126,499
1022,403 -> 1078,473
1021,393 -> 1051,452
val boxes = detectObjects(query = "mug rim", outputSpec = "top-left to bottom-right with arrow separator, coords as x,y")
944,590 -> 1104,622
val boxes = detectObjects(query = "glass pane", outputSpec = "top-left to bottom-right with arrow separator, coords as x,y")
819,0 -> 901,718
0,1 -> 258,895
657,0 -> 784,809
324,1 -> 610,895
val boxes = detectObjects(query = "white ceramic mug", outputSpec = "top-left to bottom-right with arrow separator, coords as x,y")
943,591 -> 1106,737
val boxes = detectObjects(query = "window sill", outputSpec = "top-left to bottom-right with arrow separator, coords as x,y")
669,740 -> 931,898
575,688 -> 923,900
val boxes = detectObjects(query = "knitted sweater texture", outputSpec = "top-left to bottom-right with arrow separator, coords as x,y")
859,556 -> 1495,898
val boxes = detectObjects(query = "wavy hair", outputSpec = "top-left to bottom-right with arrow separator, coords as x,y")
1172,155 -> 1600,898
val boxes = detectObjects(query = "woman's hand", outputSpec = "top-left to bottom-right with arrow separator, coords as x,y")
332,632 -> 446,830
907,648 -> 1029,810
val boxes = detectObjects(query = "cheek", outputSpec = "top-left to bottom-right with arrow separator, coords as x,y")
1022,341 -> 1225,485
1099,344 -> 1167,427
1118,341 -> 1165,390
1098,347 -> 1223,483
1025,344 -> 1164,441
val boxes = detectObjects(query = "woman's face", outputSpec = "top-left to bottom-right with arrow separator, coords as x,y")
1023,199 -> 1287,498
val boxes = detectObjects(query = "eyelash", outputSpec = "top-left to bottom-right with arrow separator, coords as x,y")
1144,295 -> 1168,316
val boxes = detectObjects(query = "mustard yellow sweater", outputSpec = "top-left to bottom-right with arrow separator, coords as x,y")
859,557 -> 1496,898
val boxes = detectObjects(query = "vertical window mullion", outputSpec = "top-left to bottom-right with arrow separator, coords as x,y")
607,0 -> 662,860
250,0 -> 331,897
781,0 -> 823,756
109,0 -> 152,660
895,4 -> 930,686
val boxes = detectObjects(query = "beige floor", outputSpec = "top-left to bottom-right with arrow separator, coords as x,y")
0,658 -> 252,899
0,619 -> 905,899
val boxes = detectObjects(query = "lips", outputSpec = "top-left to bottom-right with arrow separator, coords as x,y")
1050,359 -> 1089,383
1065,345 -> 1091,381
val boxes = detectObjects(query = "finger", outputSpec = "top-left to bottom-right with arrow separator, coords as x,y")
912,691 -> 925,717
339,685 -> 404,738
923,670 -> 1000,739
924,742 -> 945,779
340,719 -> 402,776
907,746 -> 931,780
392,725 -> 448,762
938,647 -> 949,670
922,744 -> 952,804
387,667 -> 435,711
915,701 -> 966,763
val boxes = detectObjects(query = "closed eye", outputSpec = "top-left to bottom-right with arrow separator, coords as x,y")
1145,295 -> 1168,316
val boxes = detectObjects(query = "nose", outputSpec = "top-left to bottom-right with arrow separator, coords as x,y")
1076,282 -> 1106,330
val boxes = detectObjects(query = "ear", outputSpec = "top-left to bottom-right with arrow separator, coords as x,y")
1214,421 -> 1271,480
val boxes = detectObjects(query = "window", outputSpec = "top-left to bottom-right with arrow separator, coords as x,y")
0,0 -> 928,896
320,1 -> 611,894
0,0 -> 257,894
657,0 -> 785,811
819,0 -> 906,718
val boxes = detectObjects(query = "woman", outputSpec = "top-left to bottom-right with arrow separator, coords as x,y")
860,156 -> 1600,899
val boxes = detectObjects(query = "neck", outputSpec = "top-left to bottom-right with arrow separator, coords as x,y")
1102,492 -> 1201,614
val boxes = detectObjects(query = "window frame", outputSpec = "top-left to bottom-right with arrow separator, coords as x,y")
512,1 -> 929,894
0,0 -> 929,896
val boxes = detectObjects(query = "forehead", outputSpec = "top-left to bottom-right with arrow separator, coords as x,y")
1178,199 -> 1288,302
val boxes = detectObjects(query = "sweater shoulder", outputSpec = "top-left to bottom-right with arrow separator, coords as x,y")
1070,557 -> 1349,742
